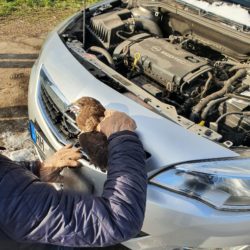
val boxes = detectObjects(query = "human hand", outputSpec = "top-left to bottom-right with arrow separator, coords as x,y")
43,144 -> 82,169
97,110 -> 137,138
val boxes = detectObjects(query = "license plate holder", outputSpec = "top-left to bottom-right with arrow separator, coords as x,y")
29,121 -> 49,154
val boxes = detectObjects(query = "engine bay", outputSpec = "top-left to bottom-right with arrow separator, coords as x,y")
61,0 -> 250,150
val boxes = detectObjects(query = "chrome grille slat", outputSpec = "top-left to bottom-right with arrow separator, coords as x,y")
39,70 -> 80,141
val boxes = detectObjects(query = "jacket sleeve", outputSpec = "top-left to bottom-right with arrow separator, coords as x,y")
0,131 -> 147,247
0,154 -> 41,176
16,160 -> 41,176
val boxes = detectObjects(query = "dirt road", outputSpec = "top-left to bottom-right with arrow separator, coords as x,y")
0,9 -> 74,143
0,10 -> 70,108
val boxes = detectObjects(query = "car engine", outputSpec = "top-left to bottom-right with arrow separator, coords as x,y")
62,0 -> 250,149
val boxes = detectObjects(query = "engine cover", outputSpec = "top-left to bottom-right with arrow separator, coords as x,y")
89,9 -> 131,49
116,35 -> 211,88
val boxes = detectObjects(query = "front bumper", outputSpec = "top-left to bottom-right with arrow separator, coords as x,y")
28,15 -> 250,249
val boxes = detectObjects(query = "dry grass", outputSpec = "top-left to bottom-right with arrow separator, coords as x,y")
0,0 -> 97,16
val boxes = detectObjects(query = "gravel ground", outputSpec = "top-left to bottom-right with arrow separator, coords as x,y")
0,128 -> 38,161
0,9 -> 77,109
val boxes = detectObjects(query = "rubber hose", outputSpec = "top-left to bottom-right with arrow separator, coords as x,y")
201,96 -> 228,120
216,111 -> 250,124
128,17 -> 162,37
191,69 -> 247,118
88,46 -> 115,68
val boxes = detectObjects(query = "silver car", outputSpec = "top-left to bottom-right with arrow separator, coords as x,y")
28,0 -> 250,249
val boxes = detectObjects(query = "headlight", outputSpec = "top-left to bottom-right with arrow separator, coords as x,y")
150,158 -> 250,211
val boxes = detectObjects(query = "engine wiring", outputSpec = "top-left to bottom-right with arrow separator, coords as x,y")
62,2 -> 250,147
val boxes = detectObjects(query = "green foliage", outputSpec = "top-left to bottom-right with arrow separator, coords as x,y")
0,0 -> 97,16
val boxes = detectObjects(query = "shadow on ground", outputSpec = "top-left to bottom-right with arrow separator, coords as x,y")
0,53 -> 38,68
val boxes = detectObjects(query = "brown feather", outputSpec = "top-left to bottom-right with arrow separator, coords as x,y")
75,97 -> 105,132
79,132 -> 108,172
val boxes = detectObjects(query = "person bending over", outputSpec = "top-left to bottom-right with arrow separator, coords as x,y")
0,110 -> 147,248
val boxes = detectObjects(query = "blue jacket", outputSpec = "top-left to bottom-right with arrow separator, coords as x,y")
0,131 -> 147,248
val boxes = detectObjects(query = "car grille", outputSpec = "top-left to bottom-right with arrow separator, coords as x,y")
40,69 -> 80,142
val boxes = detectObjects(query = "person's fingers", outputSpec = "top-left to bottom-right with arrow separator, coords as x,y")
63,144 -> 73,149
68,160 -> 81,167
60,147 -> 81,156
69,152 -> 82,160
72,147 -> 81,153
60,160 -> 81,168
130,118 -> 137,130
60,151 -> 82,161
97,117 -> 110,134
96,110 -> 137,137
99,116 -> 104,122
96,115 -> 109,132
104,109 -> 115,117
96,123 -> 101,132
